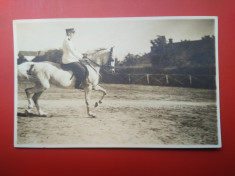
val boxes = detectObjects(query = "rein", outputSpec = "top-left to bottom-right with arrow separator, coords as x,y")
83,48 -> 115,74
85,58 -> 114,69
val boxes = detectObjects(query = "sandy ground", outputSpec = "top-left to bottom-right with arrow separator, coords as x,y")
16,84 -> 219,147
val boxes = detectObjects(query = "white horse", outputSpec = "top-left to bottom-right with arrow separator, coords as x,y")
17,48 -> 115,117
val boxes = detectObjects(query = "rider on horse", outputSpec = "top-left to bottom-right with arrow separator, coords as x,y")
61,28 -> 87,89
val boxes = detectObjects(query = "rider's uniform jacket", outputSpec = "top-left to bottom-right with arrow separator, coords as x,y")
62,36 -> 83,64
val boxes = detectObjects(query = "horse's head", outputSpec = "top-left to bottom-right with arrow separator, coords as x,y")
107,47 -> 115,74
87,47 -> 115,74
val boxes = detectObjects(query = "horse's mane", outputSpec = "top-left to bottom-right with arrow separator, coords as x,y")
87,48 -> 107,54
95,48 -> 107,52
86,48 -> 109,60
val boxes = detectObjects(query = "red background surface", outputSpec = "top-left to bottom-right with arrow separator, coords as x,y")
0,0 -> 235,175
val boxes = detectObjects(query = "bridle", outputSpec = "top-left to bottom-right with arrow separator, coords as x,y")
84,57 -> 115,70
83,47 -> 115,74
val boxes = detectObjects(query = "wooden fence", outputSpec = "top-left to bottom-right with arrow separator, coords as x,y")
101,73 -> 216,89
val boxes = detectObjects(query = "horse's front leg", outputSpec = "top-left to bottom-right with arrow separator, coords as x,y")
85,85 -> 96,117
93,85 -> 107,108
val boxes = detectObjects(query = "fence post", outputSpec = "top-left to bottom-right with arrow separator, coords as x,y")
189,75 -> 192,85
166,75 -> 169,84
128,74 -> 131,84
146,74 -> 150,84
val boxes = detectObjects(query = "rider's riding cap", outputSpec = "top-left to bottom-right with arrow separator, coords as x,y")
66,28 -> 75,35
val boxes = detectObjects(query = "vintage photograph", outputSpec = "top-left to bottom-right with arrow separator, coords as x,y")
14,17 -> 221,148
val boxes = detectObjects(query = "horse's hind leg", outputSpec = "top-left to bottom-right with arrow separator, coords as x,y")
25,72 -> 50,116
25,83 -> 49,116
93,85 -> 107,108
25,87 -> 37,115
32,91 -> 47,116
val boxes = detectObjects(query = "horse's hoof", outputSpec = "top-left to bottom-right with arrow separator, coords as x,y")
25,109 -> 31,116
89,112 -> 96,118
39,112 -> 48,117
38,110 -> 48,117
39,114 -> 48,117
95,102 -> 98,108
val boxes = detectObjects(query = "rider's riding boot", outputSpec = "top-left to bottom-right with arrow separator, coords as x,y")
75,78 -> 83,89
74,66 -> 86,89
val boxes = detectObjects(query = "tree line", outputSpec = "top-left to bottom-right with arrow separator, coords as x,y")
116,35 -> 216,75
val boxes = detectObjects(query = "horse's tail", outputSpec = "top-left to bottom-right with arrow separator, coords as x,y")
17,62 -> 34,80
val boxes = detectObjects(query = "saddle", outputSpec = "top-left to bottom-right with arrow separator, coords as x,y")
61,61 -> 91,89
61,61 -> 88,78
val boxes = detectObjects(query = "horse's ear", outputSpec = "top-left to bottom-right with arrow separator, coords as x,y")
109,47 -> 114,61
110,46 -> 114,52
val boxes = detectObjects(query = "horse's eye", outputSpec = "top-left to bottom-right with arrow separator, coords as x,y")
111,59 -> 114,62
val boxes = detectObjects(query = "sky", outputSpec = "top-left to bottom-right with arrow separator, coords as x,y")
14,17 -> 216,61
